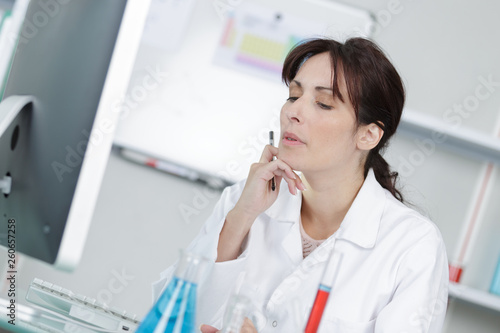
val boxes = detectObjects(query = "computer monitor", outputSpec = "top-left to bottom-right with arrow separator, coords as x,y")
0,0 -> 151,271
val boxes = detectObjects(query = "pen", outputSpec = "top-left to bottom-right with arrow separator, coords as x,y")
269,131 -> 276,191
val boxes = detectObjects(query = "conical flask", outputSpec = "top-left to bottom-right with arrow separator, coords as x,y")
137,251 -> 208,333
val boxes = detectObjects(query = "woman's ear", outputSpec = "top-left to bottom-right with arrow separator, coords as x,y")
357,123 -> 384,151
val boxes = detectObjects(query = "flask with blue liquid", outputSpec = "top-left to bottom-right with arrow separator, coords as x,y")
490,253 -> 500,296
137,251 -> 208,333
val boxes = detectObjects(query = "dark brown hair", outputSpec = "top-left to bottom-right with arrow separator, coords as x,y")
282,37 -> 405,202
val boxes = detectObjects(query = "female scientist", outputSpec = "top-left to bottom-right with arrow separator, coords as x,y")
153,37 -> 449,332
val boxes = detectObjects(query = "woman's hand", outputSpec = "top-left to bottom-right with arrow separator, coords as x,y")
233,145 -> 305,221
200,317 -> 258,333
216,145 -> 305,262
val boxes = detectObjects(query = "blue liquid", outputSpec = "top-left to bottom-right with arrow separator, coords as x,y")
490,256 -> 500,296
137,277 -> 197,333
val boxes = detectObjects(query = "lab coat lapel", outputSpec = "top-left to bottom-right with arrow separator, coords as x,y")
264,170 -> 386,269
264,182 -> 303,266
280,223 -> 302,266
298,169 -> 387,269
335,169 -> 386,249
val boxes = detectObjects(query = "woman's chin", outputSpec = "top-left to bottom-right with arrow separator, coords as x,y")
277,154 -> 303,172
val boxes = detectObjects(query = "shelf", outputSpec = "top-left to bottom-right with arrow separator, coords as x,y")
399,109 -> 500,165
449,282 -> 500,312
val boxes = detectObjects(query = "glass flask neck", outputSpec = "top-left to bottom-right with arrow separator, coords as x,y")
174,250 -> 209,284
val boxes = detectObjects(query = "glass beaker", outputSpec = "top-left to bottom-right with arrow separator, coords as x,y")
220,294 -> 251,333
137,251 -> 209,333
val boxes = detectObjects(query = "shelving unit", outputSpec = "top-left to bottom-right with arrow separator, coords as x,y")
399,110 -> 500,314
449,282 -> 500,312
399,109 -> 500,164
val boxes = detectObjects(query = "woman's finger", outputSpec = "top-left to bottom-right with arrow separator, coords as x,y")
199,324 -> 220,333
271,169 -> 301,195
253,158 -> 306,195
263,158 -> 295,180
259,167 -> 297,195
268,160 -> 306,190
240,317 -> 257,333
257,145 -> 303,185
259,144 -> 279,163
272,168 -> 303,187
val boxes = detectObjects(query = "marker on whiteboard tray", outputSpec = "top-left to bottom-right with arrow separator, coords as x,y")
269,131 -> 276,191
117,147 -> 233,189
119,147 -> 201,180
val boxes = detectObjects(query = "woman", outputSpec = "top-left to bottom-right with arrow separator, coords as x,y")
153,37 -> 448,332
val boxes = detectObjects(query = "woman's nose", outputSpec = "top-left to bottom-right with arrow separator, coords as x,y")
289,113 -> 300,123
286,100 -> 303,124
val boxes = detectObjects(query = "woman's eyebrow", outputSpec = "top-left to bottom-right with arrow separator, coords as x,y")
315,86 -> 333,92
291,80 -> 332,92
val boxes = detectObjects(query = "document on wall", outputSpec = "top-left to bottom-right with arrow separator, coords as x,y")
213,2 -> 324,83
141,0 -> 196,51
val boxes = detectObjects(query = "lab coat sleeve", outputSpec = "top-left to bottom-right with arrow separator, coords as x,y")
374,234 -> 449,333
152,179 -> 251,326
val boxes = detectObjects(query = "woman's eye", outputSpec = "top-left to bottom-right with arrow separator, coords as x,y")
317,102 -> 333,110
287,97 -> 298,102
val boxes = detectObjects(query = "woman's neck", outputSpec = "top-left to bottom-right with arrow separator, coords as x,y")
300,166 -> 365,240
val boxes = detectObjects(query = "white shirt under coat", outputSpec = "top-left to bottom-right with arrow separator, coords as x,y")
153,169 -> 449,332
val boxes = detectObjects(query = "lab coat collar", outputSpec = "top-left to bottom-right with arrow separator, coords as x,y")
337,169 -> 386,248
264,169 -> 386,249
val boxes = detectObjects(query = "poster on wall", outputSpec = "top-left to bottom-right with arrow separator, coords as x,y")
213,3 -> 325,82
213,1 -> 374,83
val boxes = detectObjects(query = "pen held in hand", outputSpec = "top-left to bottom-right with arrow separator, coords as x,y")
269,131 -> 276,191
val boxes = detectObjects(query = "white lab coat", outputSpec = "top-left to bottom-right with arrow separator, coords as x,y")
153,170 -> 449,332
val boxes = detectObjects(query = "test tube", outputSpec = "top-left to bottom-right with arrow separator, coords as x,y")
305,242 -> 343,333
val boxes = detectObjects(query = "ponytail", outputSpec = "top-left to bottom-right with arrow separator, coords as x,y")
365,150 -> 403,202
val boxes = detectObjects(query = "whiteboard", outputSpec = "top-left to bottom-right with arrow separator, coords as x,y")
113,0 -> 374,183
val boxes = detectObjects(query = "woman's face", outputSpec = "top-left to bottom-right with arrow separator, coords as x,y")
278,52 -> 362,174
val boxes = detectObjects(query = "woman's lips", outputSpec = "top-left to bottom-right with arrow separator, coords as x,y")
282,131 -> 305,146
